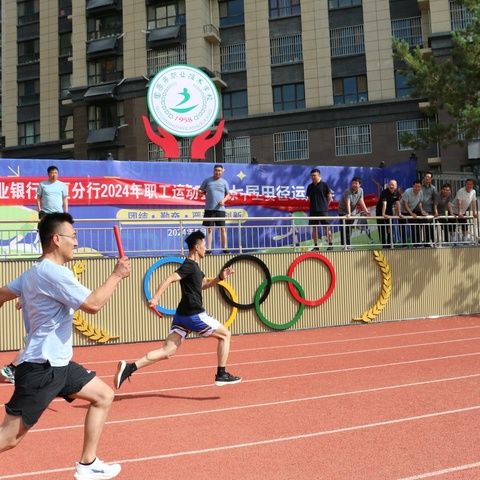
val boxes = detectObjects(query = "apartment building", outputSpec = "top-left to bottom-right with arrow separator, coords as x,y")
0,0 -> 475,171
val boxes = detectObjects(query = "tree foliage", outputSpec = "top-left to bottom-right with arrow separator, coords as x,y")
392,0 -> 480,150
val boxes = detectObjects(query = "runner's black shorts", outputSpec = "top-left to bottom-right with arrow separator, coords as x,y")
202,210 -> 226,227
309,211 -> 330,226
5,361 -> 96,429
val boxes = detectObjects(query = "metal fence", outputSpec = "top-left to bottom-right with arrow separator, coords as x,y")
1,215 -> 478,260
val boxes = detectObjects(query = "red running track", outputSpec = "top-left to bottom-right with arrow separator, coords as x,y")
0,315 -> 479,480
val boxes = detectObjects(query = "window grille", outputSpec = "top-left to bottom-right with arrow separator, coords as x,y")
396,118 -> 429,151
335,124 -> 372,156
148,139 -> 191,162
270,35 -> 303,66
222,137 -> 251,164
330,25 -> 365,57
147,45 -> 187,76
273,130 -> 309,162
220,44 -> 246,73
450,0 -> 475,30
391,17 -> 423,47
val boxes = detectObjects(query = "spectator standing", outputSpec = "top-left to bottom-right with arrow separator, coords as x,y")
198,164 -> 231,254
337,177 -> 371,249
306,168 -> 333,251
434,183 -> 455,245
375,179 -> 401,248
36,166 -> 68,219
451,179 -> 478,244
421,172 -> 437,246
399,180 -> 426,247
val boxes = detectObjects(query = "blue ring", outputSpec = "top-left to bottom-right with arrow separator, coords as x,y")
143,257 -> 185,315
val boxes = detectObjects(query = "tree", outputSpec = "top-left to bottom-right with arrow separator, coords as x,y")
392,0 -> 480,151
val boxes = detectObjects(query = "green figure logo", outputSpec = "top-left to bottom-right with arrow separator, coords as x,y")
170,88 -> 198,114
147,65 -> 220,138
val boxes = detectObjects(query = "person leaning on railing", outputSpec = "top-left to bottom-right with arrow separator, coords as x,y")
375,179 -> 401,249
398,180 -> 427,248
433,183 -> 455,246
451,179 -> 478,244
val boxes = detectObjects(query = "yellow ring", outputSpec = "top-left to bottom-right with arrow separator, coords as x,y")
208,278 -> 238,328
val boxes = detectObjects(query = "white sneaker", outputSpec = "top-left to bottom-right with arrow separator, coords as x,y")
74,458 -> 121,480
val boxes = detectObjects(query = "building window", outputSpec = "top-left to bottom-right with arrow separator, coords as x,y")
273,83 -> 305,112
219,0 -> 244,28
88,103 -> 124,130
59,0 -> 72,17
18,0 -> 39,25
391,17 -> 423,48
18,121 -> 40,145
335,124 -> 371,156
60,115 -> 74,140
220,44 -> 246,73
147,0 -> 186,30
148,138 -> 191,161
18,80 -> 40,106
329,0 -> 362,9
269,0 -> 300,19
18,39 -> 40,64
222,137 -> 251,163
330,25 -> 365,58
147,45 -> 187,76
396,119 -> 429,151
222,91 -> 248,117
87,57 -> 123,85
394,71 -> 413,98
59,32 -> 72,57
270,35 -> 303,66
273,130 -> 308,162
450,0 -> 475,31
87,14 -> 123,41
333,76 -> 368,104
59,74 -> 72,100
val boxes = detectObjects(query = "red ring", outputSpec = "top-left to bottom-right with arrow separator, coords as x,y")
287,252 -> 336,306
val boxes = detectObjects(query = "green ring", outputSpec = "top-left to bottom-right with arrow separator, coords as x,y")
254,275 -> 306,330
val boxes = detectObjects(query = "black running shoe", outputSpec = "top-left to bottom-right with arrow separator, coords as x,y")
214,372 -> 242,386
114,361 -> 134,390
205,250 -> 212,255
222,249 -> 231,254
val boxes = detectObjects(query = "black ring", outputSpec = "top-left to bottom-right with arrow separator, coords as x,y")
218,254 -> 272,309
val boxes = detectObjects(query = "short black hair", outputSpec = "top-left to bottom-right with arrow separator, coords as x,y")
214,164 -> 224,170
351,177 -> 362,184
310,168 -> 320,175
47,165 -> 59,173
38,212 -> 74,249
185,230 -> 205,251
413,180 -> 422,186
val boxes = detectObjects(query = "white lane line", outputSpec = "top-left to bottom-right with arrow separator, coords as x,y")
397,462 -> 480,479
22,372 -> 480,433
1,405 -> 479,479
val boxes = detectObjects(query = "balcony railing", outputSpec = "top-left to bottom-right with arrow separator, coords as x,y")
1,215 -> 478,259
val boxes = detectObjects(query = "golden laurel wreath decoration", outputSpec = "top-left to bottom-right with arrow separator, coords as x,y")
353,250 -> 392,323
72,260 -> 120,343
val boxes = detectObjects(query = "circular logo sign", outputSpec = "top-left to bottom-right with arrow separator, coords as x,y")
146,64 -> 220,138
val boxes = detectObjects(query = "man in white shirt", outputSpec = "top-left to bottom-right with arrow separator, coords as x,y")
452,179 -> 478,244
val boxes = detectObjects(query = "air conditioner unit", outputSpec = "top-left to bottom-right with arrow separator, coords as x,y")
467,140 -> 480,160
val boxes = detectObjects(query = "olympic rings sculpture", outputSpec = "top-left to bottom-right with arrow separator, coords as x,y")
144,253 -> 336,331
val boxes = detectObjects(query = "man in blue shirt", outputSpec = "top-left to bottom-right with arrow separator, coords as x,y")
36,166 -> 68,219
0,213 -> 131,479
199,164 -> 231,254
